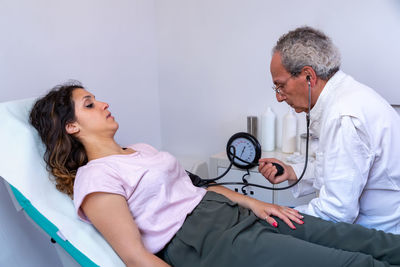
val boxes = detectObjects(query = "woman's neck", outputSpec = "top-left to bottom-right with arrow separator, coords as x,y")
83,138 -> 135,161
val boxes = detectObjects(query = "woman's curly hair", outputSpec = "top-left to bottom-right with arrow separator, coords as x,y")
29,82 -> 88,198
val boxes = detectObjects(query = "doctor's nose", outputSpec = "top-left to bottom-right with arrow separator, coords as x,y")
276,93 -> 286,102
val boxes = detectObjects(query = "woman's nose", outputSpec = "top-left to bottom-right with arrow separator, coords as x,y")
101,101 -> 109,110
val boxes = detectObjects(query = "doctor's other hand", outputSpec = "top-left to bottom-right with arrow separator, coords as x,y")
258,158 -> 297,184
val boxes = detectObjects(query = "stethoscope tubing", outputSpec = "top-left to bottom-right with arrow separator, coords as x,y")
205,79 -> 312,191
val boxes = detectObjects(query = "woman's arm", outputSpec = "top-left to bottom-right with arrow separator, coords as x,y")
206,185 -> 303,229
81,192 -> 170,267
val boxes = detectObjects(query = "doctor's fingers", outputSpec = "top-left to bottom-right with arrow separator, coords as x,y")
258,162 -> 275,177
259,164 -> 284,184
259,157 -> 284,166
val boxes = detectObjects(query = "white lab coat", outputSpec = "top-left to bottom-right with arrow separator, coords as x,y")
291,71 -> 400,234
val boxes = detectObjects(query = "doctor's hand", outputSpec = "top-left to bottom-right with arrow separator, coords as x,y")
258,158 -> 297,184
248,198 -> 304,230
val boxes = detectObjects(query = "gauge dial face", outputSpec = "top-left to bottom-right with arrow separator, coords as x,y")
226,132 -> 261,169
230,137 -> 257,166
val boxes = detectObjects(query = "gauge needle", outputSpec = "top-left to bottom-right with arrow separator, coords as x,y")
240,147 -> 245,157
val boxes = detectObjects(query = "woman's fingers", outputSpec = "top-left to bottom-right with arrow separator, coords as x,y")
253,200 -> 304,230
273,211 -> 296,229
280,207 -> 304,224
280,206 -> 302,218
287,208 -> 304,219
264,215 -> 278,228
265,207 -> 304,230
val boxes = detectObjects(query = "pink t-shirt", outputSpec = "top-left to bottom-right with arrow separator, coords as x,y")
73,143 -> 206,253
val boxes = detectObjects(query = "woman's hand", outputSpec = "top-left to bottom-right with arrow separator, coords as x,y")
248,197 -> 304,229
207,185 -> 303,229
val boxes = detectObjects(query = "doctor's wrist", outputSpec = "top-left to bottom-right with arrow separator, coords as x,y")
286,165 -> 298,182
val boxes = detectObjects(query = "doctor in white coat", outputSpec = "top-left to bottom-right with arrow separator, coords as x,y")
259,26 -> 400,234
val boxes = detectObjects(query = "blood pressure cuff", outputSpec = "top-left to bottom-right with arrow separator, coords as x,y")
186,171 -> 210,187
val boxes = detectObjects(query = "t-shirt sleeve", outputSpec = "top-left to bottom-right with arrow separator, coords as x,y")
73,163 -> 126,223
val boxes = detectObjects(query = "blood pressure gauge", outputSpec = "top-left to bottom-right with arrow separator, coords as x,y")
226,132 -> 261,169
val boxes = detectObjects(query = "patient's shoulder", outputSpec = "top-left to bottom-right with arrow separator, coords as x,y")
74,163 -> 126,200
75,161 -> 120,185
128,143 -> 159,154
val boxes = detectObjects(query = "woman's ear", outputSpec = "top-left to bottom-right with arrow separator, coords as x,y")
65,122 -> 79,135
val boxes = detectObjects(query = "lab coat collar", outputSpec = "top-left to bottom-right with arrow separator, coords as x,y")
309,70 -> 346,137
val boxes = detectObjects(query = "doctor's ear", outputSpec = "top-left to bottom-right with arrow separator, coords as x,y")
65,122 -> 79,135
302,67 -> 317,85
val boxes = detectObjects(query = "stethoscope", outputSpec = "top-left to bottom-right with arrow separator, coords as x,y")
196,76 -> 312,191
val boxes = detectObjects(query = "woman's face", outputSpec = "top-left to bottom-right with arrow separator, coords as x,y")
66,88 -> 119,139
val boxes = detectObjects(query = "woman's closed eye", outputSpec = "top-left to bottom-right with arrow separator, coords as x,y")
86,103 -> 94,108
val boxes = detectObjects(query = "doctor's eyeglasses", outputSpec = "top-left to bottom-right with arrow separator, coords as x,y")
272,74 -> 296,94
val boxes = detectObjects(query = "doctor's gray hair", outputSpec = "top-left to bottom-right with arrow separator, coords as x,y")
272,26 -> 341,80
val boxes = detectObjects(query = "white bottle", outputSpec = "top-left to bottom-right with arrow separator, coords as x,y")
282,108 -> 297,153
261,107 -> 276,151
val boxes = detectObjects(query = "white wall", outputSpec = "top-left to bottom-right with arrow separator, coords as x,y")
155,0 -> 400,160
0,0 -> 161,148
0,1 -> 160,265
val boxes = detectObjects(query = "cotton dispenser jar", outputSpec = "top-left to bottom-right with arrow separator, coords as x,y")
261,107 -> 276,151
281,108 -> 297,153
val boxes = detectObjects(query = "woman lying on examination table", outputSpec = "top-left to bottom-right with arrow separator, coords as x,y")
29,82 -> 400,267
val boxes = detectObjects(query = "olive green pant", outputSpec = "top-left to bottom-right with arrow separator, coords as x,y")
160,191 -> 400,267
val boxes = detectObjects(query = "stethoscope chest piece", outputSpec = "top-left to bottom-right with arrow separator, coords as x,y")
226,132 -> 261,169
